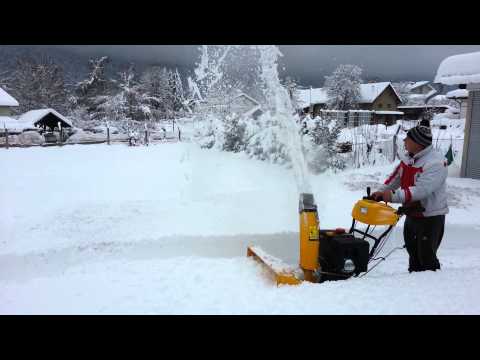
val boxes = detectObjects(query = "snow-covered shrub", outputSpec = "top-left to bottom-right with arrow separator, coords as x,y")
222,114 -> 248,152
194,114 -> 225,150
244,112 -> 290,164
304,116 -> 346,172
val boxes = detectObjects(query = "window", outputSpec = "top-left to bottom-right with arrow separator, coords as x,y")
378,103 -> 383,108
387,103 -> 392,109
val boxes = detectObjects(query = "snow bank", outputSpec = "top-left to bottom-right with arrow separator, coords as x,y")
92,125 -> 120,134
446,89 -> 469,99
435,51 -> 480,85
65,129 -> 107,143
1,116 -> 38,132
17,131 -> 45,145
0,131 -> 45,146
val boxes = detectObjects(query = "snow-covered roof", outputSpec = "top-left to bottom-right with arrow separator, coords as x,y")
231,92 -> 260,106
361,82 -> 401,103
431,94 -> 448,102
296,82 -> 401,108
0,87 -> 19,107
446,89 -> 469,99
296,88 -> 328,108
18,108 -> 73,128
375,111 -> 404,115
398,105 -> 449,109
406,81 -> 431,91
435,51 -> 480,85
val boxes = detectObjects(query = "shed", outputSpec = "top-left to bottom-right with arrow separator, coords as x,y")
18,109 -> 73,131
435,51 -> 480,180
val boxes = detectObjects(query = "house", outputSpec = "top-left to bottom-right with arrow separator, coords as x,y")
398,81 -> 452,111
397,105 -> 450,120
297,82 -> 403,126
0,86 -> 19,116
196,91 -> 262,118
435,51 -> 480,180
228,92 -> 262,118
405,81 -> 436,95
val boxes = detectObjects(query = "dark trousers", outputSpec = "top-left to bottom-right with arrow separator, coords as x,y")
403,215 -> 445,272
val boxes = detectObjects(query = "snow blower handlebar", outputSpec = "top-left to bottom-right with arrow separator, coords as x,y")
363,187 -> 425,216
352,187 -> 425,259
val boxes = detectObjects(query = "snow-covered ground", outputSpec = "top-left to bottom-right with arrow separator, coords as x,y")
1,141 -> 480,314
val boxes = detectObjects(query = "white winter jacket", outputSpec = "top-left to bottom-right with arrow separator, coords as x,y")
379,145 -> 449,217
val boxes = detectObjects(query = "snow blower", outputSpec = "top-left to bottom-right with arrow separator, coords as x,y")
247,187 -> 422,285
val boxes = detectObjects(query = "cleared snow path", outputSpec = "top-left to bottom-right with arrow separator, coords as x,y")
1,143 -> 480,314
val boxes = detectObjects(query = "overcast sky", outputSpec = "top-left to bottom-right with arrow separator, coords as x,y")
30,45 -> 480,86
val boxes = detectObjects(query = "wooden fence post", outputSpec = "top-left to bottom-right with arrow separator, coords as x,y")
392,124 -> 401,162
5,124 -> 8,150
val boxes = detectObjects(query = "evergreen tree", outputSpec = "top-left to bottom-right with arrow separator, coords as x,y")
101,64 -> 151,123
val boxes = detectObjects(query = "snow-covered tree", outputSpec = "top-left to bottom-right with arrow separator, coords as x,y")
189,45 -> 265,116
76,56 -> 112,97
170,68 -> 187,114
75,56 -> 116,119
100,64 -> 151,123
0,70 -> 9,88
139,66 -> 167,118
324,64 -> 363,110
283,76 -> 301,110
139,65 -> 188,120
6,55 -> 69,114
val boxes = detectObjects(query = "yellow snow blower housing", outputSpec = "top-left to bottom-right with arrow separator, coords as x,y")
351,199 -> 400,226
247,193 -> 320,286
247,188 -> 408,286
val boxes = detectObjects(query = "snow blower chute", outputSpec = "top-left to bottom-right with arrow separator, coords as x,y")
247,188 -> 421,285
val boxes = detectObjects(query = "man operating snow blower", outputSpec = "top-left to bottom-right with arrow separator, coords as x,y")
372,122 -> 449,273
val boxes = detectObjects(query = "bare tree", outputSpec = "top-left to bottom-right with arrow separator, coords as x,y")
7,55 -> 69,114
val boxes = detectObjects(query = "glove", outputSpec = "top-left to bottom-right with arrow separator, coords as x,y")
372,190 -> 392,202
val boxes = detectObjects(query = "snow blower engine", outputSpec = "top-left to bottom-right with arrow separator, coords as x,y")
247,188 -> 420,285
